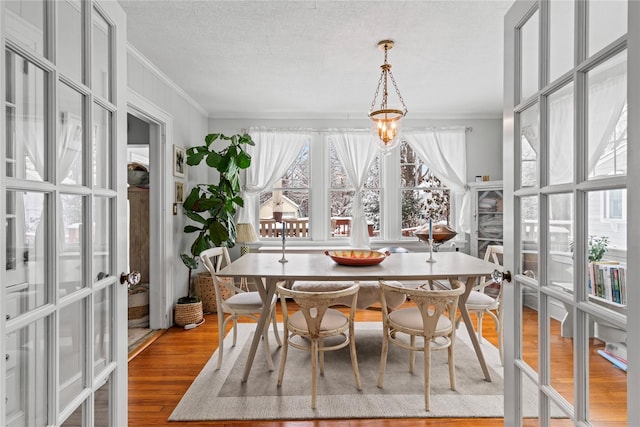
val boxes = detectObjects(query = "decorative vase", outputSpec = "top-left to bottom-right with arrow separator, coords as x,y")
194,272 -> 232,314
414,222 -> 457,244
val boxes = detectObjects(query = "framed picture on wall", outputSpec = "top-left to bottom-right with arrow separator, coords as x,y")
175,181 -> 185,204
173,145 -> 186,177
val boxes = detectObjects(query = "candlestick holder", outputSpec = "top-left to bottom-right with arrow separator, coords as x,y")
279,239 -> 288,263
426,238 -> 436,263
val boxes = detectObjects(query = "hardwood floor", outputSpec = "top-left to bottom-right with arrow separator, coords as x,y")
128,303 -> 626,426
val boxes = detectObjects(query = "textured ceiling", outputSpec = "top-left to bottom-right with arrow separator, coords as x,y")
118,1 -> 514,119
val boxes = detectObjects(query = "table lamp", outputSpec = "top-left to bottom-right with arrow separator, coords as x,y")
236,223 -> 258,256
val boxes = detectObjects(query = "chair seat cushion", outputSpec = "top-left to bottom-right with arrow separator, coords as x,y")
388,307 -> 452,334
225,291 -> 273,311
466,290 -> 498,309
288,308 -> 347,331
292,280 -> 406,310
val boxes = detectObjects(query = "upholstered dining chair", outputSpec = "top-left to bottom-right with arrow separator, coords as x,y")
463,244 -> 504,364
200,247 -> 281,371
378,279 -> 465,411
276,281 -> 362,409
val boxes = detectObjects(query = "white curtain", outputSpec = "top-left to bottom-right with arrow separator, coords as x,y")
236,128 -> 310,225
329,131 -> 378,248
403,128 -> 469,233
587,61 -> 627,174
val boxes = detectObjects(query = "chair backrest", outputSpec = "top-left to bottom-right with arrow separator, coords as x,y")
480,245 -> 503,297
379,280 -> 465,338
483,244 -> 503,265
276,281 -> 359,337
200,247 -> 238,312
200,247 -> 231,277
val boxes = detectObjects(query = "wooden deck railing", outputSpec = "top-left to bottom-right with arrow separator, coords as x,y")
259,218 -> 381,238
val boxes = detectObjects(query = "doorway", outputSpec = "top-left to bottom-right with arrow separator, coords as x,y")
126,113 -> 154,351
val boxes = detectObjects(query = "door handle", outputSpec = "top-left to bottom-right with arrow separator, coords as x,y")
491,269 -> 512,283
120,271 -> 141,286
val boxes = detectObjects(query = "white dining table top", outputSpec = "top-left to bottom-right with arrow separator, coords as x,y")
217,251 -> 499,281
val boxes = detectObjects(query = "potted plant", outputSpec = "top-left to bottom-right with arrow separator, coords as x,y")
174,254 -> 204,327
569,235 -> 610,262
180,132 -> 254,313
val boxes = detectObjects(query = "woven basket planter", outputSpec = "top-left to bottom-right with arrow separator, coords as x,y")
174,301 -> 203,327
194,272 -> 233,314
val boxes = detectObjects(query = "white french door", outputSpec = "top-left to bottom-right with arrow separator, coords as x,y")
503,0 -> 638,425
1,1 -> 128,426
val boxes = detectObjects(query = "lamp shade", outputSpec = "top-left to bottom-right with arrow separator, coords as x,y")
236,223 -> 258,243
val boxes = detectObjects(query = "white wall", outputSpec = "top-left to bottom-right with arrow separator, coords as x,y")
127,47 -> 209,308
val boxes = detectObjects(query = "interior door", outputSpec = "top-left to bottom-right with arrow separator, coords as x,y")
503,0 -> 635,425
2,1 -> 128,425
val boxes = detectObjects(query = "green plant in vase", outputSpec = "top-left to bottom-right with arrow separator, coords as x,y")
182,133 -> 254,256
569,235 -> 609,262
178,254 -> 200,304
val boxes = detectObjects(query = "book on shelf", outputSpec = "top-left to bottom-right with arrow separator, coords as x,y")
597,349 -> 627,371
588,261 -> 626,305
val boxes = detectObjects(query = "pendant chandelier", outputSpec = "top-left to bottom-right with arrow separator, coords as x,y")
368,40 -> 408,153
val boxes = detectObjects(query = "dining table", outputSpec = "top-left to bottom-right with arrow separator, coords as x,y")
216,251 -> 501,382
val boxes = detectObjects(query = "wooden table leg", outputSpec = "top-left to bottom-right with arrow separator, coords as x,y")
241,277 -> 277,382
457,275 -> 493,382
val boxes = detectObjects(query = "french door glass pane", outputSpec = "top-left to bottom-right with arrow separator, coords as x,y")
519,103 -> 539,188
547,193 -> 573,292
588,0 -> 627,56
587,313 -> 627,423
5,316 -> 50,426
58,83 -> 84,185
5,50 -> 46,181
92,9 -> 111,101
521,195 -> 539,278
58,0 -> 82,82
587,50 -> 627,180
94,287 -> 111,376
548,82 -> 574,185
59,299 -> 86,412
522,286 -> 539,371
94,377 -> 112,427
5,191 -> 48,315
59,194 -> 85,297
587,190 -> 627,305
61,402 -> 83,426
549,0 -> 574,83
92,104 -> 111,189
5,1 -> 45,56
93,197 -> 112,281
547,295 -> 574,405
520,9 -> 539,101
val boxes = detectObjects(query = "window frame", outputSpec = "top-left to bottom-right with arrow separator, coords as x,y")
254,132 -> 452,245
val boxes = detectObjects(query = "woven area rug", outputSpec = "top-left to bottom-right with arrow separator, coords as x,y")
169,322 -> 520,420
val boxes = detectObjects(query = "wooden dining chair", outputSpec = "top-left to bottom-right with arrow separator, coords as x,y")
462,244 -> 504,364
276,280 -> 362,409
378,279 -> 465,411
200,247 -> 281,370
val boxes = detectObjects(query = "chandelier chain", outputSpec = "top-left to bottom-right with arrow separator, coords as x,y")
369,71 -> 384,112
388,70 -> 408,113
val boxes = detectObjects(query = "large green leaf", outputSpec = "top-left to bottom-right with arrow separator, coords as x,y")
237,150 -> 251,168
208,221 -> 229,247
204,133 -> 220,147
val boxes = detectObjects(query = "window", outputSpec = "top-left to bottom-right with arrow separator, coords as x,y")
258,142 -> 309,239
329,142 -> 380,238
400,140 -> 450,238
253,131 -> 457,242
603,189 -> 626,221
